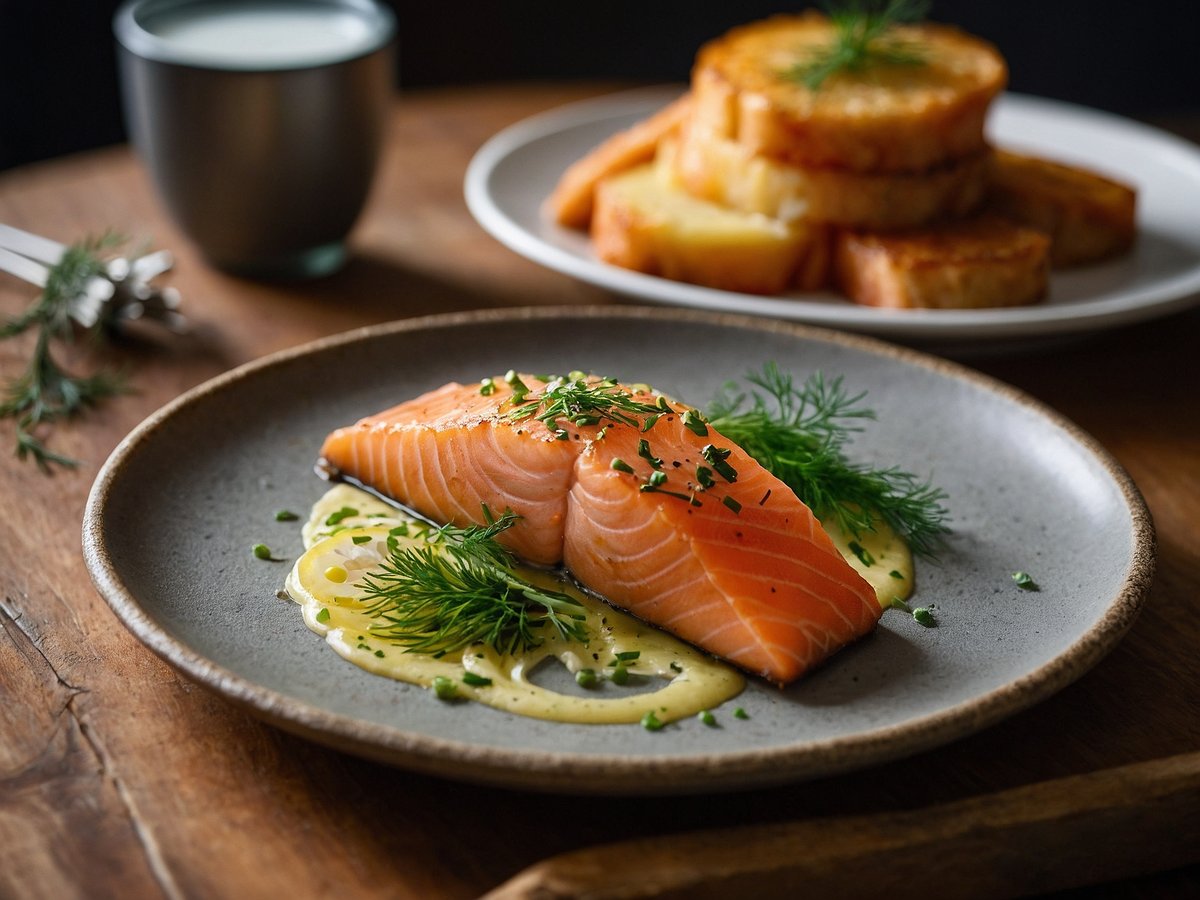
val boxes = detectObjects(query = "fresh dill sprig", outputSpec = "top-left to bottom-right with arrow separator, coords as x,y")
1,234 -> 129,472
783,0 -> 931,91
501,371 -> 667,436
705,363 -> 949,558
357,510 -> 589,656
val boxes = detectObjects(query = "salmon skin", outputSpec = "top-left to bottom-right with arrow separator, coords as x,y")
318,374 -> 881,684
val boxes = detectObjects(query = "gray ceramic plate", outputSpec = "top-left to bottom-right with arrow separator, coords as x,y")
83,307 -> 1154,794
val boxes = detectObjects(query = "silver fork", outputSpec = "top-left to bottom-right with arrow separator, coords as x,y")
0,223 -> 186,332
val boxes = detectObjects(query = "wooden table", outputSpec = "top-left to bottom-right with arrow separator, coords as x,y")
2,84 -> 1198,899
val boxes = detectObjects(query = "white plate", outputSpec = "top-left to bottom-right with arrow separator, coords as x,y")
83,308 -> 1153,794
465,87 -> 1200,342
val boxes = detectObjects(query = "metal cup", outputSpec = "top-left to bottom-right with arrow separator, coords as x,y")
114,0 -> 395,278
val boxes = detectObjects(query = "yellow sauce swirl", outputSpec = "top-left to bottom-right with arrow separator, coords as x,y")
286,485 -> 745,724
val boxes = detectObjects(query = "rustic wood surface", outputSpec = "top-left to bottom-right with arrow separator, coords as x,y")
1,84 -> 1198,900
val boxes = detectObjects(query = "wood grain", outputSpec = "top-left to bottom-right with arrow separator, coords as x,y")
1,84 -> 1199,900
486,751 -> 1200,899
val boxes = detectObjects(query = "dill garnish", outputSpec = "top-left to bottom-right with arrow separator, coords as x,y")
783,0 -> 931,91
1,235 -> 129,471
357,510 -> 589,656
706,363 -> 949,558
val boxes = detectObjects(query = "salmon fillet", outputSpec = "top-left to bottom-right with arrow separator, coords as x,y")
318,375 -> 881,684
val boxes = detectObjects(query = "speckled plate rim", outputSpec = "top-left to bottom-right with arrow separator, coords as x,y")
82,306 -> 1155,794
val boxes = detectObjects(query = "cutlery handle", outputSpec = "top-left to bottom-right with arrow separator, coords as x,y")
0,222 -> 66,266
486,750 -> 1200,900
0,246 -> 49,288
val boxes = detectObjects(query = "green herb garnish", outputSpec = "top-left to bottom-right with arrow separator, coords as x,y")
275,509 -> 299,522
503,373 -> 666,431
356,509 -> 588,656
641,710 -> 664,731
912,606 -> 936,627
432,675 -> 458,701
575,668 -> 598,688
315,608 -> 331,624
700,444 -> 738,483
783,0 -> 931,91
848,540 -> 875,567
1012,571 -> 1039,591
681,409 -> 709,436
324,506 -> 359,526
1,234 -> 130,471
733,707 -> 749,720
637,438 -> 663,468
706,363 -> 949,558
252,543 -> 275,560
698,710 -> 717,727
462,672 -> 493,687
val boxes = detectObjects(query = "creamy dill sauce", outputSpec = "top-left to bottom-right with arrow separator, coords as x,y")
286,485 -> 745,724
823,514 -> 915,608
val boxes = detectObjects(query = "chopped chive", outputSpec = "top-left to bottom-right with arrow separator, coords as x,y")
351,534 -> 372,545
596,425 -> 609,440
696,465 -> 715,489
890,570 -> 905,580
389,524 -> 409,536
252,543 -> 274,560
610,664 -> 630,685
504,370 -> 530,402
432,675 -> 458,701
722,495 -> 742,514
614,650 -> 641,662
274,509 -> 299,522
374,649 -> 385,658
575,668 -> 598,688
913,607 -> 937,627
655,396 -> 673,412
733,707 -> 749,720
758,489 -> 772,506
698,710 -> 716,727
647,470 -> 668,487
669,661 -> 683,673
315,608 -> 331,624
1012,571 -> 1040,591
462,672 -> 493,687
641,414 -> 662,432
700,444 -> 738,482
641,710 -> 664,731
611,458 -> 635,474
890,596 -> 913,613
848,541 -> 875,567
324,506 -> 358,526
637,438 -> 663,468
681,409 -> 709,436
479,377 -> 497,396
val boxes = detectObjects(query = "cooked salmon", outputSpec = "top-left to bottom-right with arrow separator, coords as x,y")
318,375 -> 881,683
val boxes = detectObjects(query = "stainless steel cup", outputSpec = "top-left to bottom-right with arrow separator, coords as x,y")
114,0 -> 395,278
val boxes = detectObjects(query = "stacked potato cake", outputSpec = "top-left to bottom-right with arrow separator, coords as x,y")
548,12 -> 1136,308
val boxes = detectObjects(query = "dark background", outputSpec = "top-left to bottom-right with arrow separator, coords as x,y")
1,1 -> 1198,171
